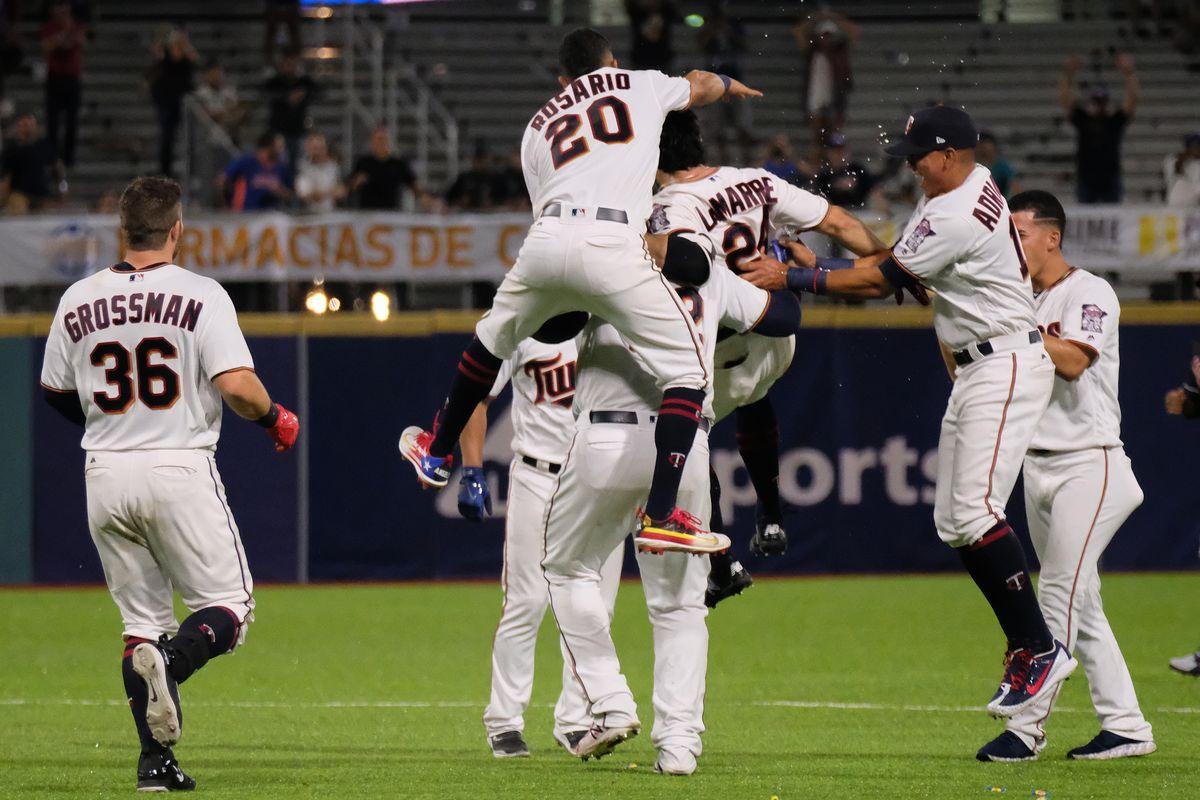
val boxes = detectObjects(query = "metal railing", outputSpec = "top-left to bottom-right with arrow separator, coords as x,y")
385,63 -> 461,185
340,4 -> 386,167
180,95 -> 241,207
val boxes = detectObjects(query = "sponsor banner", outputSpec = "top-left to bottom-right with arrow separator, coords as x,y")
2,206 -> 1199,287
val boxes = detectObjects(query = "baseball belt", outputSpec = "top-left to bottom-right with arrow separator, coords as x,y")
589,410 -> 711,433
540,203 -> 629,224
520,454 -> 561,474
952,329 -> 1042,367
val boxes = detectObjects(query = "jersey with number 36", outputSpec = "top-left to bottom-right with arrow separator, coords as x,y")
521,67 -> 691,226
890,164 -> 1037,349
40,263 -> 254,452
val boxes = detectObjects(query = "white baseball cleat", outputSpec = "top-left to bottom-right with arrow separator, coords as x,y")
1168,650 -> 1200,676
573,722 -> 639,761
131,643 -> 182,747
654,748 -> 697,775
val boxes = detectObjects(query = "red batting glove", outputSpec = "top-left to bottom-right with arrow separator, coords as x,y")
263,403 -> 300,452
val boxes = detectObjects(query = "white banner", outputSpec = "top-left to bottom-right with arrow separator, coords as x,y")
1,206 -> 1198,287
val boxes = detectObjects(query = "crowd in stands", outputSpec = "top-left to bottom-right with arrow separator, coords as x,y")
0,1 -> 1196,217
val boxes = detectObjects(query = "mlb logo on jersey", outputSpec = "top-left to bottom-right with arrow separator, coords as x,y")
129,273 -> 144,282
570,207 -> 587,218
1081,304 -> 1107,333
901,217 -> 936,254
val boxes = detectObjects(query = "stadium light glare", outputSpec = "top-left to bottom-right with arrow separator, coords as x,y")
305,289 -> 329,315
328,297 -> 342,312
371,291 -> 390,322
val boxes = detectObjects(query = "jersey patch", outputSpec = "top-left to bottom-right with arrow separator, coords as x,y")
901,218 -> 936,254
1080,304 -> 1107,334
648,203 -> 671,234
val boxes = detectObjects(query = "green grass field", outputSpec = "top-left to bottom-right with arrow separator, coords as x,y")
2,573 -> 1197,799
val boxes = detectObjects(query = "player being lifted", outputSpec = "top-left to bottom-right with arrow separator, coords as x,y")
400,28 -> 761,553
40,177 -> 299,791
650,109 -> 889,604
744,106 -> 1076,717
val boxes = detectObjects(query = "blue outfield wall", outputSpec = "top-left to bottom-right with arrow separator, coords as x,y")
21,323 -> 1200,584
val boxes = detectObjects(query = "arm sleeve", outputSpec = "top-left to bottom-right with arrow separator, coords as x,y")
647,70 -> 692,112
197,287 -> 255,380
717,267 -> 771,333
43,387 -> 85,427
889,211 -> 973,281
767,176 -> 831,232
39,298 -> 76,392
1055,278 -> 1118,360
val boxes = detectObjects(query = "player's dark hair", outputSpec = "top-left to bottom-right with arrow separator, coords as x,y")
658,110 -> 705,173
558,28 -> 612,79
119,176 -> 182,250
1009,190 -> 1067,243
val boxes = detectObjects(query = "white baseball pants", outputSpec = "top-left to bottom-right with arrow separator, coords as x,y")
1007,446 -> 1152,747
934,345 -> 1054,547
712,333 -> 795,423
483,456 -> 622,738
475,214 -> 708,392
84,449 -> 254,643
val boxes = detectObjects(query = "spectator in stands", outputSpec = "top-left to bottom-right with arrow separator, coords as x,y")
814,131 -> 873,208
761,133 -> 813,189
976,131 -> 1019,198
1164,132 -> 1200,206
218,131 -> 291,212
445,145 -> 497,211
699,4 -> 753,164
264,0 -> 301,67
1059,52 -> 1140,204
39,1 -> 86,168
296,132 -> 344,213
195,60 -> 248,146
492,148 -> 529,210
0,113 -> 63,213
349,125 -> 423,210
265,49 -> 316,169
148,27 -> 199,178
794,9 -> 859,150
624,0 -> 678,72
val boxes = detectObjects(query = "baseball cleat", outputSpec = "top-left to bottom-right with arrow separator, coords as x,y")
488,730 -> 530,758
136,748 -> 195,792
573,723 -> 639,761
987,640 -> 1077,718
634,508 -> 731,555
554,729 -> 588,752
749,520 -> 788,556
654,748 -> 697,776
705,559 -> 753,608
1067,731 -> 1156,760
132,643 -> 183,747
398,426 -> 454,488
976,731 -> 1040,762
1168,650 -> 1200,676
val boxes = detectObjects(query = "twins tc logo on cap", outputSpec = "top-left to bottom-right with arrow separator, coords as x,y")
904,115 -> 914,134
1081,304 -> 1107,333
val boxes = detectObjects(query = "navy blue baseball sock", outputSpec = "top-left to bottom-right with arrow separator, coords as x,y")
735,397 -> 783,524
430,337 -> 503,458
958,524 -> 1053,653
163,607 -> 241,684
122,639 -> 169,755
707,466 -> 733,574
644,387 -> 707,521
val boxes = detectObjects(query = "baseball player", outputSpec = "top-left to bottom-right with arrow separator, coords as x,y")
400,28 -> 762,554
650,109 -> 890,604
539,249 -> 803,768
39,177 -> 299,791
452,337 -> 623,758
743,106 -> 1075,717
1165,348 -> 1200,676
976,191 -> 1155,761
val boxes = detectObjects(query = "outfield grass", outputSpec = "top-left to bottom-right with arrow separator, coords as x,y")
1,573 -> 1197,799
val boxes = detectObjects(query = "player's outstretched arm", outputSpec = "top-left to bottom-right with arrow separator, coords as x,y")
742,244 -> 895,300
213,368 -> 299,452
683,69 -> 761,109
814,205 -> 888,257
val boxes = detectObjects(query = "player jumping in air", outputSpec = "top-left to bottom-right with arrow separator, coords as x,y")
399,28 -> 761,554
40,177 -> 299,791
743,106 -> 1076,717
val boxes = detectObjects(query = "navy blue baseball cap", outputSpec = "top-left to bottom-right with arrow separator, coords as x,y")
885,105 -> 979,157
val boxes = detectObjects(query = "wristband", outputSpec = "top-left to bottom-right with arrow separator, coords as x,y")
785,267 -> 827,295
255,402 -> 280,428
815,256 -> 854,271
718,73 -> 732,92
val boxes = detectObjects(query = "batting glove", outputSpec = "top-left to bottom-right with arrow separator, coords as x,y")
258,402 -> 300,452
458,466 -> 493,522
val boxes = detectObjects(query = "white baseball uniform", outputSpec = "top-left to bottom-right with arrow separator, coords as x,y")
1006,268 -> 1152,749
648,166 -> 829,421
889,165 -> 1055,547
542,264 -> 772,756
475,67 -> 707,396
481,338 -> 624,740
39,262 -> 256,643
